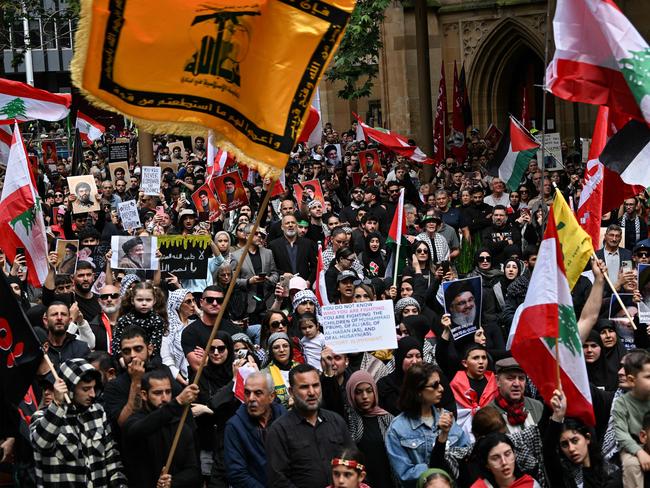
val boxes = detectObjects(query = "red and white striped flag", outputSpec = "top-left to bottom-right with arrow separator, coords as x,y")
314,243 -> 330,307
0,125 -> 11,167
0,78 -> 70,122
75,111 -> 105,145
0,123 -> 48,287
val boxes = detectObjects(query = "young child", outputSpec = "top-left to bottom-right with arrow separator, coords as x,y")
613,349 -> 650,488
111,281 -> 167,357
299,313 -> 326,371
328,447 -> 370,488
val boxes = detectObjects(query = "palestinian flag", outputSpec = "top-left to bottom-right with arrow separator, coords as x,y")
0,272 -> 43,406
598,119 -> 650,188
314,242 -> 330,307
510,208 -> 595,426
0,77 -> 71,122
0,123 -> 49,287
385,188 -> 409,280
546,0 -> 650,125
489,116 -> 539,191
76,111 -> 105,145
353,113 -> 434,165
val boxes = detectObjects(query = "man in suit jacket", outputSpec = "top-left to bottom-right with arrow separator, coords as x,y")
595,224 -> 633,283
268,214 -> 317,286
231,224 -> 279,323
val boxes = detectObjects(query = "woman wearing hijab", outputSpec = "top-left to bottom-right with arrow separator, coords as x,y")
595,319 -> 627,392
345,371 -> 396,488
377,337 -> 424,415
359,231 -> 387,278
262,332 -> 301,408
161,288 -> 197,385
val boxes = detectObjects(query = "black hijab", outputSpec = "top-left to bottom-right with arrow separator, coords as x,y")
198,331 -> 234,394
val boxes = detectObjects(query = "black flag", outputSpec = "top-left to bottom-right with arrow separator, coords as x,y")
70,127 -> 88,176
0,273 -> 43,405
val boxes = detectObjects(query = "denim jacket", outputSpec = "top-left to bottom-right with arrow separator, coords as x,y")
385,407 -> 470,487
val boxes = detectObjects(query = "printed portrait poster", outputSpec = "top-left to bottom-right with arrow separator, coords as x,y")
359,149 -> 383,177
638,264 -> 650,324
108,161 -> 130,182
191,134 -> 207,155
159,161 -> 179,177
323,143 -> 341,165
42,140 -> 58,164
351,172 -> 363,187
213,171 -> 248,212
167,141 -> 186,163
111,235 -> 159,270
191,183 -> 221,222
442,276 -> 482,341
293,179 -> 325,207
55,239 -> 79,275
483,124 -> 503,149
609,293 -> 638,349
67,175 -> 100,214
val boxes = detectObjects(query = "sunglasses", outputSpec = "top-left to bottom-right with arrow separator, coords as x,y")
353,278 -> 372,286
210,345 -> 227,354
478,256 -> 491,262
183,298 -> 195,305
270,320 -> 287,329
55,193 -> 64,197
415,248 -> 429,254
424,381 -> 441,390
637,251 -> 650,258
203,296 -> 224,304
99,293 -> 120,300
388,189 -> 400,194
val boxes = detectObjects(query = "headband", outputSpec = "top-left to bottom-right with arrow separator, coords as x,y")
331,458 -> 365,473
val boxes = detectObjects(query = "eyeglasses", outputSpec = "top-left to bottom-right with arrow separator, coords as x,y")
203,296 -> 224,304
99,293 -> 120,300
210,345 -> 227,354
637,251 -> 650,257
270,320 -> 287,329
423,381 -> 442,390
478,256 -> 491,262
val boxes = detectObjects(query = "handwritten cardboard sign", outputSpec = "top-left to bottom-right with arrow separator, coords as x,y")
141,166 -> 161,196
321,300 -> 397,354
157,235 -> 213,279
118,200 -> 142,230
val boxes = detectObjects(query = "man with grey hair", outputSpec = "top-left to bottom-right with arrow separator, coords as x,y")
484,177 -> 510,207
224,372 -> 286,487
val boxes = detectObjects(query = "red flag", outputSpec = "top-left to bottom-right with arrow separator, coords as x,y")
75,111 -> 105,145
521,87 -> 531,129
459,64 -> 472,128
432,62 -> 448,164
450,62 -> 467,162
297,106 -> 322,147
314,243 -> 330,307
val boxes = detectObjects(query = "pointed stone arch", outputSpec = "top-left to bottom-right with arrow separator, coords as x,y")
466,17 -> 545,130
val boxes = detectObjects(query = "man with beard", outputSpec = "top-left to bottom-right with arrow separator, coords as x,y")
103,326 -> 182,433
72,261 -> 102,319
90,284 -> 121,352
220,175 -> 246,208
30,359 -> 128,487
224,372 -> 286,487
269,214 -> 317,285
488,358 -> 543,434
266,363 -> 353,488
118,237 -> 146,269
122,369 -> 201,488
74,181 -> 94,208
339,186 -> 365,227
445,280 -> 480,337
42,302 -> 92,369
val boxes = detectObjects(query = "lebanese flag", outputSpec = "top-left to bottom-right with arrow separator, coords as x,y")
546,0 -> 650,125
450,62 -> 467,162
353,113 -> 434,165
270,170 -> 286,198
298,90 -> 323,147
510,210 -> 595,426
75,111 -> 105,145
314,243 -> 330,307
0,125 -> 11,166
0,78 -> 70,122
0,123 -> 48,287
432,61 -> 448,164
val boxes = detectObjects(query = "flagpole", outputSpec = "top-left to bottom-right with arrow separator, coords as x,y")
555,338 -> 561,391
42,354 -> 71,404
540,0 -> 552,211
393,241 -> 401,289
591,252 -> 637,330
162,173 -> 278,476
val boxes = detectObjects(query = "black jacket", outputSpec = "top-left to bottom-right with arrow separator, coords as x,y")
268,236 -> 317,284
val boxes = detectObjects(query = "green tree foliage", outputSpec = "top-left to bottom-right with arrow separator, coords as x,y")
326,0 -> 391,100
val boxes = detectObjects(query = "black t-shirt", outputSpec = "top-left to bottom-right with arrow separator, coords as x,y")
181,318 -> 240,371
41,287 -> 101,321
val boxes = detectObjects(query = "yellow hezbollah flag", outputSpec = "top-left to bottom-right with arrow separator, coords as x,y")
71,0 -> 355,176
553,189 -> 594,289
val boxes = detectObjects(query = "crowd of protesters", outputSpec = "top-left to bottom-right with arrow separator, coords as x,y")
2,119 -> 650,488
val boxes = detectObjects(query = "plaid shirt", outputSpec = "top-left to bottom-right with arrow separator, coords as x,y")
30,402 -> 127,487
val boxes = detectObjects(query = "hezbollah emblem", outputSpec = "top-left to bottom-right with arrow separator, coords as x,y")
185,5 -> 261,88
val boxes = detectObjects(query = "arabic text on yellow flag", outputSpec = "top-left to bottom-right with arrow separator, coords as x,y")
71,0 -> 355,176
553,190 -> 594,289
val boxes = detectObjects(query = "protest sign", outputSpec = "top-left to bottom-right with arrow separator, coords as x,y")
55,239 -> 78,274
213,171 -> 248,212
534,132 -> 563,169
108,142 -> 129,163
293,179 -> 325,207
359,149 -> 382,177
321,300 -> 397,354
168,141 -> 186,163
140,166 -> 161,196
118,200 -> 142,230
67,175 -> 100,213
108,161 -> 130,182
609,293 -> 638,349
442,276 -> 482,341
191,184 -> 221,222
157,235 -> 213,279
484,124 -> 503,149
111,236 -> 158,270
